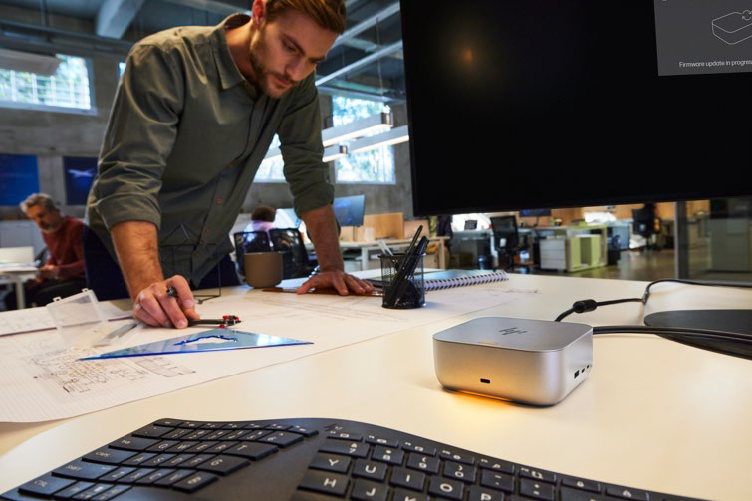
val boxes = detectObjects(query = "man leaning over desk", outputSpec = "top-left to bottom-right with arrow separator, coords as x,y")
84,0 -> 373,329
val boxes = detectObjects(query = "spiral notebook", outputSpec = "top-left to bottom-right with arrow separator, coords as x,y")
367,269 -> 508,291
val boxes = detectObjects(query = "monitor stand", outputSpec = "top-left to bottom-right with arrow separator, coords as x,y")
643,310 -> 752,360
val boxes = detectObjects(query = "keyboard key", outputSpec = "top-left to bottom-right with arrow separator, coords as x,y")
406,453 -> 440,474
309,453 -> 352,474
224,442 -> 278,460
166,441 -> 198,453
54,481 -> 96,498
298,470 -> 349,496
389,467 -> 425,491
260,431 -> 304,448
186,440 -> 219,453
366,435 -> 399,448
153,419 -> 183,428
392,488 -> 429,501
443,460 -> 477,483
53,461 -> 118,481
428,476 -> 465,500
439,449 -> 476,465
519,466 -> 556,483
194,455 -> 250,475
91,484 -> 130,500
290,425 -> 319,437
83,447 -> 136,465
134,468 -> 177,485
223,430 -> 250,441
146,440 -> 179,453
351,479 -> 389,501
241,430 -> 273,441
183,430 -> 211,440
154,469 -> 194,486
161,429 -> 191,440
319,439 -> 370,458
352,459 -> 387,481
372,446 -> 404,465
131,425 -> 173,438
204,430 -> 231,441
163,454 -> 195,467
402,442 -> 436,456
173,472 -> 219,493
98,467 -> 136,482
480,470 -> 514,492
520,478 -> 556,501
561,486 -> 604,501
265,423 -> 292,431
122,453 -> 156,466
109,436 -> 159,452
479,457 -> 516,474
177,421 -> 205,429
327,430 -> 363,441
561,476 -> 602,493
182,454 -> 216,468
141,453 -> 176,467
205,441 -> 239,454
120,468 -> 155,483
605,485 -> 650,501
18,475 -> 75,496
468,485 -> 505,501
71,483 -> 112,499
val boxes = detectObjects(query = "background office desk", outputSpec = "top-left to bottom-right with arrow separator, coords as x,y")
0,275 -> 750,500
339,236 -> 448,271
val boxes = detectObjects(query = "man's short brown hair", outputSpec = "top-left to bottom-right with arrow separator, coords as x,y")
251,205 -> 277,222
265,0 -> 347,34
20,193 -> 57,214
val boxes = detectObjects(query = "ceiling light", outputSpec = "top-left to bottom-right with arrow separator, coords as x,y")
349,125 -> 409,154
0,48 -> 61,75
321,113 -> 392,147
323,145 -> 349,162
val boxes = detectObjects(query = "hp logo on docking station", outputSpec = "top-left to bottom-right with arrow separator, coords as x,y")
498,327 -> 527,336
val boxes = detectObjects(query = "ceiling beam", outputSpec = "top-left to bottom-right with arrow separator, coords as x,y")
161,0 -> 250,16
334,2 -> 400,50
96,0 -> 145,39
316,40 -> 402,87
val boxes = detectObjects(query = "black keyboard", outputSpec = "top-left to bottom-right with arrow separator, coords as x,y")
1,417 -> 704,501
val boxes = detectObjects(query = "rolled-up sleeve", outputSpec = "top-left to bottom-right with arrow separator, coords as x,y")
278,74 -> 334,216
92,42 -> 185,231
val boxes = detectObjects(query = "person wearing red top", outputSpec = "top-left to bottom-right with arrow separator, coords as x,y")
5,194 -> 86,309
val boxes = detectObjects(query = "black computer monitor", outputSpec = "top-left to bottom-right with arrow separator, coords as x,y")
399,0 -> 751,358
400,0 -> 752,216
333,195 -> 366,227
520,209 -> 552,218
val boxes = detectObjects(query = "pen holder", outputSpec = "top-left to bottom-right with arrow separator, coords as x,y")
379,253 -> 426,309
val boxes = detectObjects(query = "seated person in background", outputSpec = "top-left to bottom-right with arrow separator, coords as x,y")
248,205 -> 277,234
5,194 -> 86,309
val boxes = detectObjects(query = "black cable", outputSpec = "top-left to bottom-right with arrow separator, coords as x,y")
593,326 -> 752,343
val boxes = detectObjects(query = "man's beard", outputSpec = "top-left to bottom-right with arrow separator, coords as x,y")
248,30 -> 298,98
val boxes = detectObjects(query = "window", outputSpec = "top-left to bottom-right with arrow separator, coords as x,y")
332,96 -> 394,184
118,61 -> 126,78
255,134 -> 285,182
0,54 -> 93,113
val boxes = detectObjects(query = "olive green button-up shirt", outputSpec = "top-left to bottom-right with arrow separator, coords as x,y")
86,14 -> 333,286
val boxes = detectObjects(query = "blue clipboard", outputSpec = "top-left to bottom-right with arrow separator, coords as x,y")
79,328 -> 312,360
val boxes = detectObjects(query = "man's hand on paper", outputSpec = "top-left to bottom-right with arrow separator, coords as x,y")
297,269 -> 375,296
133,275 -> 200,329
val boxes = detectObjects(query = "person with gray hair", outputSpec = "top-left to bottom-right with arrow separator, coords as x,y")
4,193 -> 86,309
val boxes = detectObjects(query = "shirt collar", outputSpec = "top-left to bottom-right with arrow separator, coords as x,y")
213,13 -> 259,99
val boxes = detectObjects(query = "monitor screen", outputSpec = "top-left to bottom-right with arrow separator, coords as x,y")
400,0 -> 752,216
274,208 -> 301,229
63,156 -> 97,205
0,153 -> 39,206
333,194 -> 366,227
520,208 -> 552,218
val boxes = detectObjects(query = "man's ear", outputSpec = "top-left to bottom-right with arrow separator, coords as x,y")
251,0 -> 267,28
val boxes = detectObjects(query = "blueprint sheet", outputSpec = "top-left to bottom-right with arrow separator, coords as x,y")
0,284 -> 536,422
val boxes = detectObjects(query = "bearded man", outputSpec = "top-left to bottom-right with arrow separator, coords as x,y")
85,0 -> 373,328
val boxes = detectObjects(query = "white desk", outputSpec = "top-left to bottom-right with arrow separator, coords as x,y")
0,275 -> 750,500
0,268 -> 37,310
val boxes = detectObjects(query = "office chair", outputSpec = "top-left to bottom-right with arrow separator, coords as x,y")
268,228 -> 317,279
631,204 -> 659,250
490,215 -> 520,271
233,231 -> 272,276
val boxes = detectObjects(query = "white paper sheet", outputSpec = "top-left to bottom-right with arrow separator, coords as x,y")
0,285 -> 536,422
0,302 -> 132,337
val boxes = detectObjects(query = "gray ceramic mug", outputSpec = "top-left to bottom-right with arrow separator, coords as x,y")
244,252 -> 283,288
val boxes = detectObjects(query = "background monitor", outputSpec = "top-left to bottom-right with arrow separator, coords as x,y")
333,194 -> 366,227
63,156 -> 97,205
520,209 -> 552,218
274,208 -> 301,229
0,154 -> 39,206
400,0 -> 752,216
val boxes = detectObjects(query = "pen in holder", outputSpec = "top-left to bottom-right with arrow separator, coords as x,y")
380,252 -> 426,309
